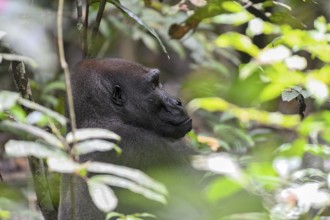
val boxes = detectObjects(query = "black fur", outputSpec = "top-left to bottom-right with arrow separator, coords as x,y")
58,58 -> 194,220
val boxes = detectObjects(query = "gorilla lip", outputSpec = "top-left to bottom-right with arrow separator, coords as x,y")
170,118 -> 192,126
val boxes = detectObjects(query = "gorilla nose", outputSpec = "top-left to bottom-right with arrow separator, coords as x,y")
172,98 -> 182,106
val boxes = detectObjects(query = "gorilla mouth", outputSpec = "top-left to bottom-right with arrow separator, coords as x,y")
169,117 -> 192,126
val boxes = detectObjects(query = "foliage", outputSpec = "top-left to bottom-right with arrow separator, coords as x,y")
0,91 -> 167,218
1,0 -> 330,220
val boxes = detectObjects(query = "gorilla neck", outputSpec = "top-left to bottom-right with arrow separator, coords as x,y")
79,116 -> 190,171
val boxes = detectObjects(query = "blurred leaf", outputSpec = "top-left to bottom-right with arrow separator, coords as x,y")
188,97 -> 300,128
43,81 -> 66,94
169,0 -> 228,39
26,111 -> 48,126
91,175 -> 167,204
281,87 -> 300,102
66,128 -> 120,143
8,105 -> 26,122
270,12 -> 305,28
87,162 -> 167,195
18,97 -> 66,126
0,120 -> 63,148
88,179 -> 118,212
47,158 -> 80,173
0,31 -> 6,40
75,140 -> 121,155
5,140 -> 64,158
109,0 -> 169,58
0,91 -> 19,112
215,32 -> 259,57
207,177 -> 242,202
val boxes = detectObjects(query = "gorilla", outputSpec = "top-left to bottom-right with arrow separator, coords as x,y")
58,58 -> 195,220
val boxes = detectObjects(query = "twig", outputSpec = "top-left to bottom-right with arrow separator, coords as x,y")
57,0 -> 77,140
75,0 -> 84,55
11,61 -> 58,220
87,0 -> 107,57
83,0 -> 90,57
57,1 -> 77,219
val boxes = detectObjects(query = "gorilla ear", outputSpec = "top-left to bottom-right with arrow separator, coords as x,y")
112,85 -> 123,106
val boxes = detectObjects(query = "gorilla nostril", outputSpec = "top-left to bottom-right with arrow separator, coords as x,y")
176,99 -> 182,106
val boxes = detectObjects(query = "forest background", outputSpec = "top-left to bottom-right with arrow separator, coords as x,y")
1,0 -> 330,219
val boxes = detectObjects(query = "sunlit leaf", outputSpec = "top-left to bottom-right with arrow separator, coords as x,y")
188,97 -> 300,128
75,140 -> 121,155
66,128 -> 120,143
87,162 -> 167,195
257,45 -> 291,64
214,32 -> 259,57
88,179 -> 118,212
91,175 -> 167,204
192,154 -> 243,181
0,120 -> 63,148
47,157 -> 80,173
5,140 -> 63,158
0,91 -> 19,112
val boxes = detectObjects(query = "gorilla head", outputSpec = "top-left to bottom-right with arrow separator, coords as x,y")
71,58 -> 192,139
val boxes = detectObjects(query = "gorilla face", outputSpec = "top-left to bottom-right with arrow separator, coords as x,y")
72,58 -> 192,139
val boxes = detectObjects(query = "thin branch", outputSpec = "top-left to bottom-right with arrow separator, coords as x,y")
57,2 -> 77,219
83,0 -> 90,58
76,0 -> 85,55
57,0 -> 77,139
87,0 -> 107,57
11,61 -> 58,220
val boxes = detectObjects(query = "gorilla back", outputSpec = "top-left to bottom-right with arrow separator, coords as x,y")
58,58 -> 194,220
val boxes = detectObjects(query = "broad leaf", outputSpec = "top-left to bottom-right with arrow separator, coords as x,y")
18,97 -> 67,126
92,175 -> 167,204
66,128 -> 120,143
47,157 -> 80,173
281,88 -> 300,102
88,179 -> 118,212
87,162 -> 167,195
0,91 -> 19,112
5,140 -> 63,158
75,140 -> 121,155
0,120 -> 63,148
214,32 -> 259,57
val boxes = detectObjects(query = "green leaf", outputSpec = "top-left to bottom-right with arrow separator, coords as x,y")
75,140 -> 121,155
87,162 -> 167,195
0,91 -> 19,112
66,128 -> 120,143
109,0 -> 169,58
88,179 -> 118,212
5,140 -> 63,158
214,32 -> 259,57
106,212 -> 123,220
91,175 -> 167,204
43,81 -> 66,93
207,177 -> 242,202
0,120 -> 63,148
18,97 -> 67,126
9,105 -> 26,122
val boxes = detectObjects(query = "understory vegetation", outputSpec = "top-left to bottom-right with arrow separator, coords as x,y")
1,0 -> 330,219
